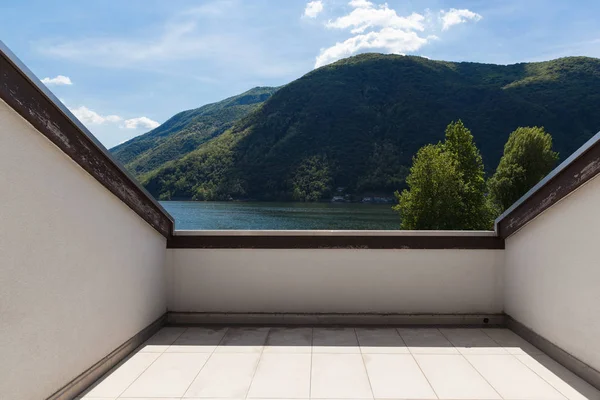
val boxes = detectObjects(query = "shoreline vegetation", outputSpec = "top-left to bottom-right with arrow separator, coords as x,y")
111,53 -> 599,223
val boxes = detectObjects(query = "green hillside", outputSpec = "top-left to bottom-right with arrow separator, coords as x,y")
111,86 -> 278,175
135,54 -> 600,201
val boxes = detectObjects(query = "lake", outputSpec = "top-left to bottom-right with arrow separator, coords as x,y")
160,201 -> 401,230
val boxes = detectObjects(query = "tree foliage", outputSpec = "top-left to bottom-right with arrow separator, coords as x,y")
442,121 -> 492,229
393,145 -> 464,229
290,155 -> 333,201
488,127 -> 558,212
394,121 -> 492,230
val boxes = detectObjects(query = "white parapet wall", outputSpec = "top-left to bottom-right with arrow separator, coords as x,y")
504,173 -> 600,373
0,98 -> 168,399
167,247 -> 505,314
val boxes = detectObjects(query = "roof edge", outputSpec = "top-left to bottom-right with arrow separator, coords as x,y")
0,40 -> 174,237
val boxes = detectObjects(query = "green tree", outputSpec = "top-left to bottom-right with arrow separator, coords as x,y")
442,121 -> 492,229
394,121 -> 492,230
488,127 -> 558,212
393,145 -> 464,229
290,155 -> 333,202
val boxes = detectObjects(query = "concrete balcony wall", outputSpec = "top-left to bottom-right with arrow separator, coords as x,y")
0,98 -> 168,399
166,248 -> 505,314
504,174 -> 600,373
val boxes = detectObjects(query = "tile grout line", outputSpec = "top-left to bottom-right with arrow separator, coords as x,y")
439,328 -> 505,400
354,327 -> 376,400
397,327 -> 441,400
243,327 -> 270,400
480,328 -> 517,357
481,329 -> 569,400
114,326 -> 188,399
511,353 -> 569,400
180,326 -> 229,398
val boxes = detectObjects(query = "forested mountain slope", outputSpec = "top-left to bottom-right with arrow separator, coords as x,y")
126,54 -> 600,201
111,86 -> 278,175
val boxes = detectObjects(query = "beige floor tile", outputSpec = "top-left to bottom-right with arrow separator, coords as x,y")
397,328 -> 459,354
466,354 -> 566,399
312,327 -> 360,353
311,353 -> 373,398
356,328 -> 409,354
138,327 -> 186,353
363,353 -> 436,399
118,398 -> 180,400
414,354 -> 501,399
166,327 -> 228,353
247,353 -> 311,398
82,352 -> 160,398
121,352 -> 209,397
516,354 -> 600,400
184,353 -> 261,398
483,328 -> 544,355
215,327 -> 270,353
264,327 -> 312,353
440,328 -> 508,355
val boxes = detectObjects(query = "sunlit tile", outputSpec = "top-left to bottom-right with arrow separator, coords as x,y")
364,353 -> 436,399
83,352 -> 160,398
311,353 -> 372,398
415,354 -> 500,399
184,353 -> 261,398
121,353 -> 209,397
466,354 -> 565,399
247,353 -> 311,398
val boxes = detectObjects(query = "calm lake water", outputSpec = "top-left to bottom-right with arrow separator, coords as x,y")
160,201 -> 401,230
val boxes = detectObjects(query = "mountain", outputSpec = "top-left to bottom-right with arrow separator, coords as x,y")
111,86 -> 278,175
133,54 -> 600,201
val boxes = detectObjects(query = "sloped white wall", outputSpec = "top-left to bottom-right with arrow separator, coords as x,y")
504,174 -> 600,372
0,98 -> 167,400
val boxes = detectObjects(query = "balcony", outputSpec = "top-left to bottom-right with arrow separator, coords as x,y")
1,41 -> 600,400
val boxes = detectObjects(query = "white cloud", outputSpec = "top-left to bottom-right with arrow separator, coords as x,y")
348,0 -> 373,8
440,8 -> 482,31
40,75 -> 73,86
69,106 -> 159,131
69,106 -> 121,125
315,1 -> 482,68
123,117 -> 160,130
327,2 -> 424,34
304,1 -> 324,18
316,28 -> 428,67
316,0 -> 431,67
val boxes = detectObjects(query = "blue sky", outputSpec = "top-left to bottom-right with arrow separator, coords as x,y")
2,0 -> 599,148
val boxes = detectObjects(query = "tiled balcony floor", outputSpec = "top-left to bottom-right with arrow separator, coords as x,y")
79,326 -> 600,400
